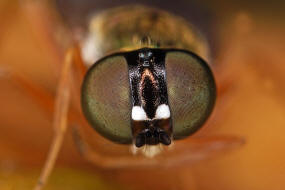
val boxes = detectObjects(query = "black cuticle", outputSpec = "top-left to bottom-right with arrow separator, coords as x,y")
135,133 -> 146,147
159,132 -> 171,145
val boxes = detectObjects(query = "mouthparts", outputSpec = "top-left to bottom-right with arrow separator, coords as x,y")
135,128 -> 171,147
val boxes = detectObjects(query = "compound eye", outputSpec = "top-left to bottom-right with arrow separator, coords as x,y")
165,50 -> 216,139
81,55 -> 132,143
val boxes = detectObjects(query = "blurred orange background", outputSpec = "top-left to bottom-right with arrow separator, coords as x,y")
0,0 -> 285,190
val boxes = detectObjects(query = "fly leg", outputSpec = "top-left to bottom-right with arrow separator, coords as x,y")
1,45 -> 86,188
33,48 -> 73,190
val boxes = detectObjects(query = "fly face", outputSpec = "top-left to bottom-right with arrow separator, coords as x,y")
127,49 -> 172,148
81,48 -> 216,156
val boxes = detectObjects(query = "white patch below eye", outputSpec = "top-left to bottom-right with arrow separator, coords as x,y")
132,106 -> 148,121
155,104 -> 171,119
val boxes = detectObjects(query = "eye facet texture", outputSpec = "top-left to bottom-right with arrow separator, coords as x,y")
165,50 -> 216,139
81,55 -> 132,143
81,49 -> 216,144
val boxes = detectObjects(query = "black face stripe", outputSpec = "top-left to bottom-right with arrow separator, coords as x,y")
129,68 -> 141,106
140,71 -> 158,118
126,48 -> 170,116
125,48 -> 172,147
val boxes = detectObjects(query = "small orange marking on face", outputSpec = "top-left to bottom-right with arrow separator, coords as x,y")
141,68 -> 156,84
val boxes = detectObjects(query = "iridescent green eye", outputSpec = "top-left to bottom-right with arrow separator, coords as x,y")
81,49 -> 216,145
165,50 -> 216,139
81,54 -> 132,143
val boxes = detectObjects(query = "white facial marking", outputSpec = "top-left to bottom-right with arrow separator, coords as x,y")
155,104 -> 170,119
143,144 -> 163,158
132,106 -> 148,121
130,144 -> 163,157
